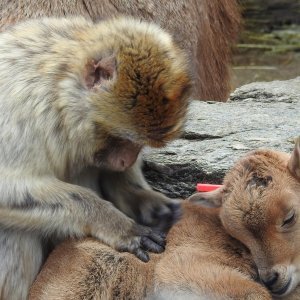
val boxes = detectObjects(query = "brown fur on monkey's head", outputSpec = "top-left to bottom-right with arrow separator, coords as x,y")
81,18 -> 192,148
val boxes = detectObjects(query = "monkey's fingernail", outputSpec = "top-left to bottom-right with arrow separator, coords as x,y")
141,236 -> 165,253
134,248 -> 149,262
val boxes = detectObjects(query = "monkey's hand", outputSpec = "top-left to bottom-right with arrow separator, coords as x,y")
98,166 -> 182,232
87,202 -> 167,262
102,182 -> 182,231
133,190 -> 182,232
111,223 -> 166,262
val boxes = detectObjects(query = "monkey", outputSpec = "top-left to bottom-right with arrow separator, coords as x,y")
0,17 -> 191,299
0,0 -> 241,101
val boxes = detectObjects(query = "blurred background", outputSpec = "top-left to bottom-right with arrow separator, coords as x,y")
232,0 -> 300,89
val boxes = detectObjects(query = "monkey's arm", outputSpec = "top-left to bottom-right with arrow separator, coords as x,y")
98,160 -> 181,231
0,175 -> 165,261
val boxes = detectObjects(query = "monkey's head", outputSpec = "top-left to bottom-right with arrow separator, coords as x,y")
77,18 -> 192,170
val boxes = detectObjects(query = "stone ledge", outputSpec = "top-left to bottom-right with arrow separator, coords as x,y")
143,77 -> 300,198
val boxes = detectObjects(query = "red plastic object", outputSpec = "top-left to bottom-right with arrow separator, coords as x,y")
196,183 -> 222,192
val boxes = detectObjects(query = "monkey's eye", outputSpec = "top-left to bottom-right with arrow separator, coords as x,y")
282,210 -> 296,228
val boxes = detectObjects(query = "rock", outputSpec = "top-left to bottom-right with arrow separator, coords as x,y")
143,77 -> 300,198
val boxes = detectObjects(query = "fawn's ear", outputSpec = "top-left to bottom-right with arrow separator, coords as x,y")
188,187 -> 224,208
84,55 -> 116,89
288,137 -> 300,181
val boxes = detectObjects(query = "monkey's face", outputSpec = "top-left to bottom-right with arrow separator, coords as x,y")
87,38 -> 192,149
93,136 -> 142,172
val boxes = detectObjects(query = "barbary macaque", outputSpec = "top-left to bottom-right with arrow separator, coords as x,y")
0,0 -> 241,101
0,17 -> 191,299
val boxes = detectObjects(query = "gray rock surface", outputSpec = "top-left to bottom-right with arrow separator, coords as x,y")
143,77 -> 300,198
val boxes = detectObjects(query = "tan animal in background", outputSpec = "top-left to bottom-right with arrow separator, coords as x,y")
30,142 -> 300,300
0,17 -> 191,299
30,201 -> 271,300
0,0 -> 241,101
190,138 -> 300,298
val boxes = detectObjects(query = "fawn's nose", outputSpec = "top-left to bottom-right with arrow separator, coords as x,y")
260,270 -> 279,288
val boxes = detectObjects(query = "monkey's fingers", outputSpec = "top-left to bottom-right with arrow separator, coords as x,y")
145,231 -> 166,248
133,248 -> 150,263
167,201 -> 182,219
141,236 -> 165,253
152,201 -> 182,223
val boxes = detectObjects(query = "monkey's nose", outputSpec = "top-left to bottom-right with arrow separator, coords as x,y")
260,271 -> 279,288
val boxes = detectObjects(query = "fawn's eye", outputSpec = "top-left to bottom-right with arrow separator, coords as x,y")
282,210 -> 296,227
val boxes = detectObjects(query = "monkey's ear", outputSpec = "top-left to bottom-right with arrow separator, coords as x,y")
288,137 -> 300,181
84,55 -> 116,89
188,187 -> 224,208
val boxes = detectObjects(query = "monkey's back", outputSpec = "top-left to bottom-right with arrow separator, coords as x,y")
0,18 -> 96,174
